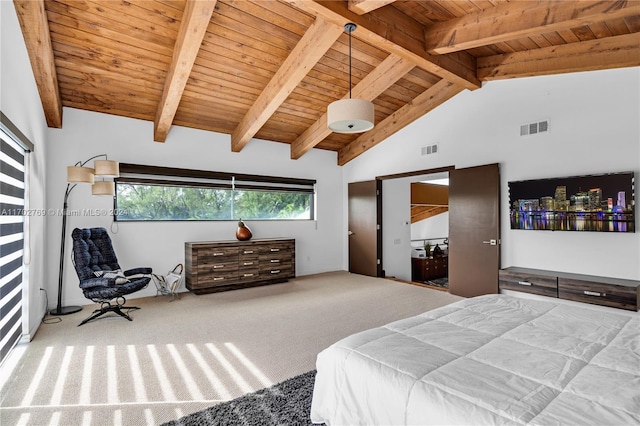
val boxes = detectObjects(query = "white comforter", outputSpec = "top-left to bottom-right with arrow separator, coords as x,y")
310,294 -> 640,425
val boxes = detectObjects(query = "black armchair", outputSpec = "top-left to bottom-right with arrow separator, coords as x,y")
71,227 -> 151,326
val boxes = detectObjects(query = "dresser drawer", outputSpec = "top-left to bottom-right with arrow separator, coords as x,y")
499,269 -> 558,298
238,247 -> 259,259
262,264 -> 294,279
197,269 -> 239,287
238,268 -> 260,282
198,247 -> 239,263
239,258 -> 259,269
558,278 -> 638,311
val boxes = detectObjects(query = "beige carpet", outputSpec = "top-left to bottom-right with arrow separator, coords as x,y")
0,271 -> 462,425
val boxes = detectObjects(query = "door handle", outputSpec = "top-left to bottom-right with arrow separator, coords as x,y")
482,239 -> 497,246
348,231 -> 355,236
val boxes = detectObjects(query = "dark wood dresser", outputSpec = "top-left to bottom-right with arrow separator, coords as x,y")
499,267 -> 639,311
185,238 -> 295,294
412,255 -> 448,282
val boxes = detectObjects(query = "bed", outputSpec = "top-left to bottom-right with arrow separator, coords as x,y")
310,294 -> 640,425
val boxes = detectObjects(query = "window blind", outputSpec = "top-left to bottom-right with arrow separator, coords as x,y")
0,124 -> 27,365
0,112 -> 31,365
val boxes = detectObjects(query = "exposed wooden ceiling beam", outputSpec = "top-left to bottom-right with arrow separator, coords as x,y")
348,0 -> 396,15
338,79 -> 463,165
290,54 -> 414,159
154,0 -> 217,142
426,0 -> 640,54
231,18 -> 343,153
13,0 -> 62,128
283,0 -> 480,90
478,33 -> 640,80
411,206 -> 449,224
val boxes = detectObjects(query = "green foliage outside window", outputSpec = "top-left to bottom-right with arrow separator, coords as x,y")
116,183 -> 312,221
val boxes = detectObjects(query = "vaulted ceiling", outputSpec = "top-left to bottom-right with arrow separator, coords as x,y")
14,0 -> 640,165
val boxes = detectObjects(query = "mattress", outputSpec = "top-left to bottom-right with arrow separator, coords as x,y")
310,294 -> 640,425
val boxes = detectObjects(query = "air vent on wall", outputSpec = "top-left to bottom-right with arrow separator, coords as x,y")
520,119 -> 549,136
421,143 -> 439,155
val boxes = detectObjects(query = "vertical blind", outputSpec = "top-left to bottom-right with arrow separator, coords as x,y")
0,113 -> 31,366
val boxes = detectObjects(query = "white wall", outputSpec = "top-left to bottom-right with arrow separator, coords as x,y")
1,2 -> 50,339
411,214 -> 449,247
45,109 -> 344,308
345,67 -> 640,281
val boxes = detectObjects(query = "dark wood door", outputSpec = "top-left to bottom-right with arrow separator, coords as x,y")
448,164 -> 500,297
348,180 -> 381,277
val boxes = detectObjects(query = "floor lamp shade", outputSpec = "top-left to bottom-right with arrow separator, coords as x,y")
67,166 -> 94,183
327,98 -> 375,133
94,160 -> 119,177
92,181 -> 115,195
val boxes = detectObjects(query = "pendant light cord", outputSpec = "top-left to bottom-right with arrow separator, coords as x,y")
349,26 -> 352,99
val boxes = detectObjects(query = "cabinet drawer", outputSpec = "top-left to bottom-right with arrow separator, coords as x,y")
262,265 -> 293,279
198,247 -> 238,263
558,278 -> 638,311
260,243 -> 293,256
197,270 -> 239,287
238,248 -> 259,263
238,268 -> 260,281
239,259 -> 259,269
499,269 -> 558,297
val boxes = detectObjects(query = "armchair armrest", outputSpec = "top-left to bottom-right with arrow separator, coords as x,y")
79,276 -> 116,290
124,267 -> 152,276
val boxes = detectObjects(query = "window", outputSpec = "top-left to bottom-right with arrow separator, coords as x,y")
1,112 -> 33,365
114,164 -> 315,221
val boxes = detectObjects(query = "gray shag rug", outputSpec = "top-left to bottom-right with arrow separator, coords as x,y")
163,370 -> 319,426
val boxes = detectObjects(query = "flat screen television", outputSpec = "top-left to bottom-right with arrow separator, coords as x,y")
508,171 -> 635,232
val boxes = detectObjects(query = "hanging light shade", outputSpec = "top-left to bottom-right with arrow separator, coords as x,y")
67,166 -> 94,184
94,160 -> 120,177
327,98 -> 375,133
327,23 -> 374,134
91,181 -> 115,196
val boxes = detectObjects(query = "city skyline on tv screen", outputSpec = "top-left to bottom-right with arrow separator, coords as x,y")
508,172 -> 635,232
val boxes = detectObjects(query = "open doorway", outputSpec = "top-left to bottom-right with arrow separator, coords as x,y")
410,173 -> 450,290
378,163 -> 500,297
380,168 -> 451,284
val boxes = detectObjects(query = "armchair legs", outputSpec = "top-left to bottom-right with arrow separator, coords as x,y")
78,297 -> 140,326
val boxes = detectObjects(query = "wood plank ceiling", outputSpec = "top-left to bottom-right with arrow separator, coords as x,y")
14,0 -> 640,165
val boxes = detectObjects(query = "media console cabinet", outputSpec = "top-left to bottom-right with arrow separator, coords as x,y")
499,267 -> 639,311
411,255 -> 448,282
185,238 -> 295,294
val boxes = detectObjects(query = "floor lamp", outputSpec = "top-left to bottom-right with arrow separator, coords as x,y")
50,154 -> 119,316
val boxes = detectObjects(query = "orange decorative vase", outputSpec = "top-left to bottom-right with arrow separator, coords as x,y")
236,220 -> 252,241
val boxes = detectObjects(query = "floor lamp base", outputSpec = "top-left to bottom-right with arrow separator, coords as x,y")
50,306 -> 82,316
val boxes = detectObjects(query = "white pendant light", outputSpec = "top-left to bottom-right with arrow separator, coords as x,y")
327,23 -> 374,134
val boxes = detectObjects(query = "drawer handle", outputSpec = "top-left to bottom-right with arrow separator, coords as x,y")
213,265 -> 225,269
243,273 -> 254,277
517,281 -> 532,286
243,262 -> 254,266
270,248 -> 280,252
213,252 -> 225,256
271,270 -> 281,274
270,259 -> 280,263
244,250 -> 254,254
584,290 -> 605,297
213,277 -> 224,281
